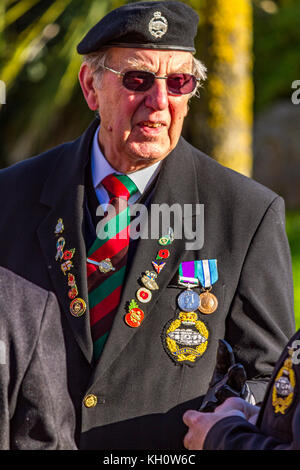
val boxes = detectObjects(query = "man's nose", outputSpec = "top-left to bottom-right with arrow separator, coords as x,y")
144,78 -> 169,110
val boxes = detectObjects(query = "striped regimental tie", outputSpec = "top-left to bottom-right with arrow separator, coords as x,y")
87,173 -> 138,361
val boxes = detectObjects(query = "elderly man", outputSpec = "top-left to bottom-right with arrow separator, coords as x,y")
0,1 -> 295,449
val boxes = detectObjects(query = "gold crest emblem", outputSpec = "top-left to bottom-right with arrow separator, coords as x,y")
164,311 -> 209,365
272,348 -> 296,415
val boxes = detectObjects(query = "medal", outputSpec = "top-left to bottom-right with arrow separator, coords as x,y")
196,259 -> 219,314
177,288 -> 200,312
177,261 -> 200,312
198,290 -> 218,315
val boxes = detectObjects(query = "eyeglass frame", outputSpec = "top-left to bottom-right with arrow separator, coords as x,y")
100,64 -> 200,95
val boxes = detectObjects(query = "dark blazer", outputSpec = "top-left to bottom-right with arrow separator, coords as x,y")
0,267 -> 76,449
0,119 -> 295,449
204,329 -> 300,450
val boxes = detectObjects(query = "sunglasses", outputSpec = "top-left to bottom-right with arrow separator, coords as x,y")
101,65 -> 199,95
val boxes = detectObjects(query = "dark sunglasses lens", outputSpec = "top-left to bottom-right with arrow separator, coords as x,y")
167,73 -> 197,94
123,71 -> 154,91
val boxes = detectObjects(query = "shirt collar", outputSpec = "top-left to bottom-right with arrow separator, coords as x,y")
91,125 -> 161,195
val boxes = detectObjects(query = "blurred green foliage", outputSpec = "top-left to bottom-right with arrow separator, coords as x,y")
286,212 -> 300,329
253,0 -> 300,112
0,0 -> 125,166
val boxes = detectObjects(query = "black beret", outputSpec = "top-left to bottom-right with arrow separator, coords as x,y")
77,1 -> 199,55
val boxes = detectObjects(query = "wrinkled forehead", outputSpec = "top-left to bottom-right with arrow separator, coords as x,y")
107,47 -> 194,71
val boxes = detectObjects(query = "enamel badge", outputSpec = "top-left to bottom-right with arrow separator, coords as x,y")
125,300 -> 144,328
67,273 -> 78,299
70,297 -> 87,317
163,311 -> 209,365
152,260 -> 166,274
55,237 -> 65,261
54,218 -> 64,235
141,270 -> 159,290
156,249 -> 170,260
158,227 -> 174,246
136,287 -> 152,303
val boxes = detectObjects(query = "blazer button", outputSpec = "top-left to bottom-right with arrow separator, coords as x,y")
83,394 -> 98,408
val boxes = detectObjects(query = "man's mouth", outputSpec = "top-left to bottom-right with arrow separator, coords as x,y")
141,121 -> 162,128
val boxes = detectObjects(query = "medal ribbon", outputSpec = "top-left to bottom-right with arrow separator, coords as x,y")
196,259 -> 218,288
178,261 -> 198,286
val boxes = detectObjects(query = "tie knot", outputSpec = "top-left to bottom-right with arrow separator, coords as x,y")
101,173 -> 138,200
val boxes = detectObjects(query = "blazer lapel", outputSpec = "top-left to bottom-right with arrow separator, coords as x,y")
37,120 -> 99,364
95,137 -> 201,375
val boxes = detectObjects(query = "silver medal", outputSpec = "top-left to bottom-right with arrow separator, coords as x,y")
177,289 -> 200,312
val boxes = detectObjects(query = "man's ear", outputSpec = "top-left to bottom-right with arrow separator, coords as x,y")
78,63 -> 99,111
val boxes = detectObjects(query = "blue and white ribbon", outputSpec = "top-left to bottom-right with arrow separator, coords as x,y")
196,259 -> 218,288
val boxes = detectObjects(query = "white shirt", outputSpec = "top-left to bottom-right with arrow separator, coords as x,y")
91,126 -> 161,210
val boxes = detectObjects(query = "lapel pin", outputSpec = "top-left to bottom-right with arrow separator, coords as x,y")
125,300 -> 144,328
70,298 -> 87,317
61,260 -> 73,275
156,249 -> 170,260
158,227 -> 174,246
54,218 -> 64,235
136,287 -> 152,303
67,273 -> 78,299
55,237 -> 65,261
152,260 -> 166,274
141,270 -> 159,290
62,248 -> 75,260
68,273 -> 76,286
68,286 -> 78,299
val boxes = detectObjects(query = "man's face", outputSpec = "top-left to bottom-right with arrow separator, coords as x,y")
89,47 -> 193,172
